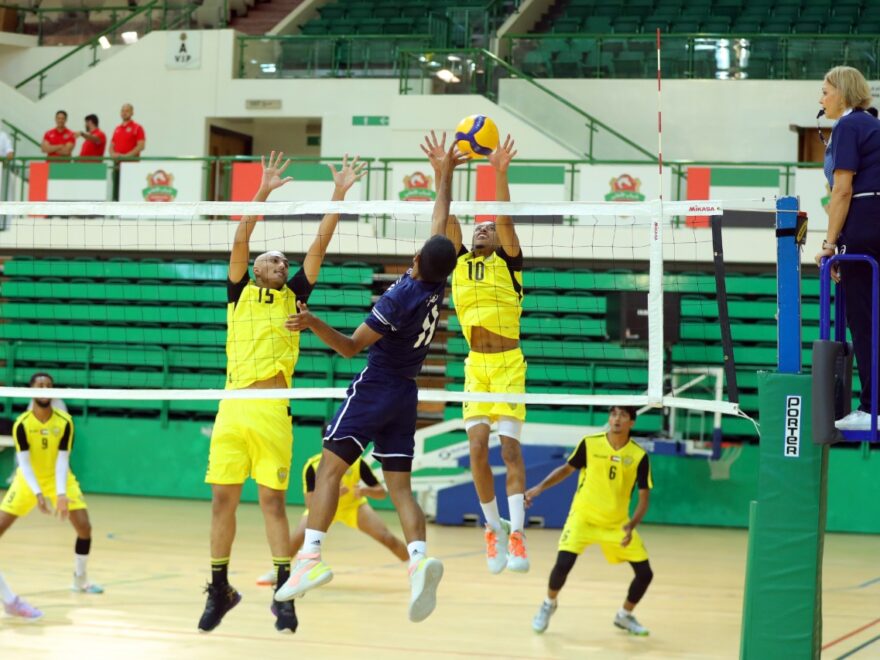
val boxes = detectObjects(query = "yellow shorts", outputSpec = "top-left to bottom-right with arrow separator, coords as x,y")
0,470 -> 87,517
304,499 -> 367,530
558,515 -> 649,564
206,398 -> 293,490
463,348 -> 527,422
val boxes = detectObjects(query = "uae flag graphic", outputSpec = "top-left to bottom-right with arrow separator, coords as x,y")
475,164 -> 566,223
685,166 -> 780,227
27,161 -> 109,201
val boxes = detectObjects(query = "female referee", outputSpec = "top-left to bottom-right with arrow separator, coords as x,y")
814,65 -> 880,431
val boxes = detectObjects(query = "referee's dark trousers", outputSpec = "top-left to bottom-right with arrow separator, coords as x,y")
838,196 -> 880,412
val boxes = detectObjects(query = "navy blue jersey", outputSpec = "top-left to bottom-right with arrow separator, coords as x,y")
364,271 -> 445,378
825,108 -> 880,192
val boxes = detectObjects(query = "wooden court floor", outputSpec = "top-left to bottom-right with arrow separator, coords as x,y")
0,495 -> 878,659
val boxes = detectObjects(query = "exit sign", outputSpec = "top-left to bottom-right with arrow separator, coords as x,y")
352,115 -> 389,126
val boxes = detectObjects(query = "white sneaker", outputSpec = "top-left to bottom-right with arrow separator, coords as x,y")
274,553 -> 333,601
614,610 -> 649,636
408,556 -> 443,623
485,520 -> 510,574
506,530 -> 530,573
256,569 -> 276,586
835,410 -> 873,431
72,574 -> 104,594
532,599 -> 557,633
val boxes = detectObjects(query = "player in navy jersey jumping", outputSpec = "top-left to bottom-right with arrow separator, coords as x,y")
274,146 -> 465,622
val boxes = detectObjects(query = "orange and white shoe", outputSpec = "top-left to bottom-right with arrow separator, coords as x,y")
274,553 -> 333,602
506,530 -> 530,573
255,569 -> 276,587
485,520 -> 510,574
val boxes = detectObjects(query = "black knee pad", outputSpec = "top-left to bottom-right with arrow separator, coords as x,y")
548,550 -> 578,591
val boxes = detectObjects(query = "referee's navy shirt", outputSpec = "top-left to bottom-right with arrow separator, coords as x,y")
824,108 -> 880,195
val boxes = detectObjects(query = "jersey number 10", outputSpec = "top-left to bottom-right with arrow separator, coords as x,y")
467,261 -> 486,281
413,304 -> 440,348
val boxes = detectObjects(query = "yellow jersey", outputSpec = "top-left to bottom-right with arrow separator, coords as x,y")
451,245 -> 524,346
225,269 -> 313,389
12,408 -> 75,480
566,433 -> 652,526
302,453 -> 379,508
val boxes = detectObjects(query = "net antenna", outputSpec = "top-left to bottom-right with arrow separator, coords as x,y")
647,27 -> 665,402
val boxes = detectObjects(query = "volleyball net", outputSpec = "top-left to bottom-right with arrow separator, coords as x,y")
0,197 -> 757,456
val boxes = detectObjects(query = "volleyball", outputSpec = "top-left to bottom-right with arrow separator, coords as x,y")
455,114 -> 500,158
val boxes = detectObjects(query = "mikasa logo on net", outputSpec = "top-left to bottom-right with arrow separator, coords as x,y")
784,395 -> 802,457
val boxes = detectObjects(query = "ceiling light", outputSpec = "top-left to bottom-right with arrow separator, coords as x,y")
98,36 -> 111,50
436,69 -> 460,83
121,31 -> 138,45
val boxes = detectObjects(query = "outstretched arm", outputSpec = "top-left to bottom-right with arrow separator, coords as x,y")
488,134 -> 520,257
431,144 -> 468,239
285,301 -> 382,358
229,151 -> 293,283
524,463 -> 576,507
421,131 -> 463,250
302,154 -> 367,284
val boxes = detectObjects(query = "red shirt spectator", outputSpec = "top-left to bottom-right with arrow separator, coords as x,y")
41,110 -> 75,159
110,103 -> 145,157
78,114 -> 106,158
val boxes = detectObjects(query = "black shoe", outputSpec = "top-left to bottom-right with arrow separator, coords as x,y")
198,583 -> 242,632
271,597 -> 298,634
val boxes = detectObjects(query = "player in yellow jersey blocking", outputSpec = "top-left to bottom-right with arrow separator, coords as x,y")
200,151 -> 365,635
256,452 -> 408,585
422,131 -> 529,574
526,406 -> 654,636
0,372 -> 103,601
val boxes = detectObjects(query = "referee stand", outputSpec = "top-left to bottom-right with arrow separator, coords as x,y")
740,197 -> 829,659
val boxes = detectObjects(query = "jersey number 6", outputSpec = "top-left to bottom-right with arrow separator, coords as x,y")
609,465 -> 617,480
413,304 -> 440,348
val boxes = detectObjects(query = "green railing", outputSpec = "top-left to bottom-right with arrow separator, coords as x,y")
1,120 -> 41,154
504,32 -> 880,80
0,1 -> 220,45
237,34 -> 434,79
398,47 -> 656,161
15,1 -> 161,100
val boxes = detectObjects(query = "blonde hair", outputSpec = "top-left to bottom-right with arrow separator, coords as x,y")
824,66 -> 872,109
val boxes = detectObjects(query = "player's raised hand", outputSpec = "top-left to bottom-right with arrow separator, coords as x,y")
420,130 -> 448,172
36,494 -> 52,516
621,521 -> 635,547
55,494 -> 69,522
285,300 -> 315,332
260,151 -> 294,192
329,153 -> 367,194
488,134 -> 517,173
440,144 -> 469,174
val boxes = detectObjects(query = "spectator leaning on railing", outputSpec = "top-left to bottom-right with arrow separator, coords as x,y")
109,103 -> 145,159
813,65 -> 880,431
0,127 -> 12,159
77,114 -> 106,159
41,110 -> 75,159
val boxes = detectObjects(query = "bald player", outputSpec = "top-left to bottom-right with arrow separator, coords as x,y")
198,151 -> 366,635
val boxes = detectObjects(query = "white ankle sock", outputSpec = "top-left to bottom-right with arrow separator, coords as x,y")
618,607 -> 631,618
407,541 -> 427,563
74,554 -> 88,578
0,572 -> 15,604
302,529 -> 326,556
480,498 -> 502,531
508,493 -> 525,532
544,597 -> 557,606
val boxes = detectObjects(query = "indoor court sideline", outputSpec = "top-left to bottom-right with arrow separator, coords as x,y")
0,495 -> 878,659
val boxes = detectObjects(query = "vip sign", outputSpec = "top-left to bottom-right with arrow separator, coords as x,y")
784,395 -> 802,457
166,31 -> 201,69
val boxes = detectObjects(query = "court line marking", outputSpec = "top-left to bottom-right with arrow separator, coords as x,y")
856,576 -> 880,589
823,618 -> 880,651
23,573 -> 181,598
835,633 -> 880,659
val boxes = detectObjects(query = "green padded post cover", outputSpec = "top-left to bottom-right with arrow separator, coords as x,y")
741,371 -> 828,659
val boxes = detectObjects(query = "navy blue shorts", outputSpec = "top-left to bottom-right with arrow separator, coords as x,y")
323,366 -> 418,472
